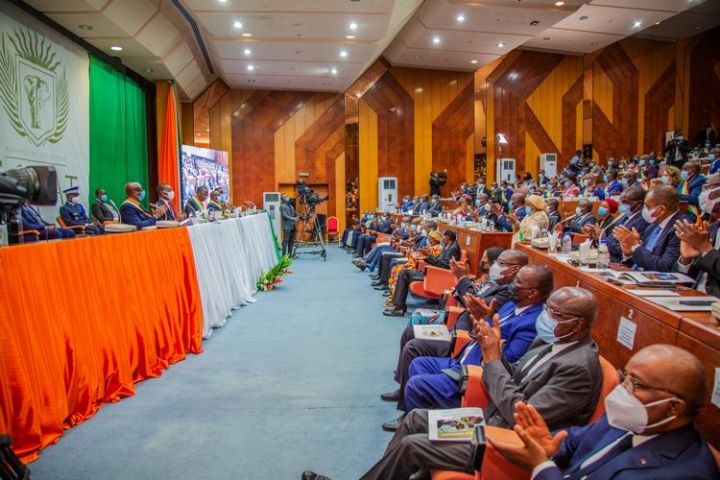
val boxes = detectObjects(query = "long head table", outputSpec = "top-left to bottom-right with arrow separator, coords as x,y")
516,243 -> 720,449
0,213 -> 279,462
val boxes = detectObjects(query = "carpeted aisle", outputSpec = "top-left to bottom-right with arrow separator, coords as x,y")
30,246 -> 409,480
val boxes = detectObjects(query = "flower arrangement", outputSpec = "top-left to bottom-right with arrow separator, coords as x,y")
257,255 -> 293,291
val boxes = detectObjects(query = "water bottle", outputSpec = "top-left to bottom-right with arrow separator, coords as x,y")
562,234 -> 572,254
597,239 -> 610,269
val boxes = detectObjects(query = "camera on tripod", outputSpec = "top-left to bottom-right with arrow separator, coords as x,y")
296,179 -> 328,210
0,165 -> 57,211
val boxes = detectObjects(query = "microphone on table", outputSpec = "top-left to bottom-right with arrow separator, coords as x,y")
553,213 -> 577,233
599,214 -> 626,241
110,199 -> 121,224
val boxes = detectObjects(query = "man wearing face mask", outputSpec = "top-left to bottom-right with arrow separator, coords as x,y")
91,187 -> 120,224
400,195 -> 413,213
280,194 -> 299,257
675,173 -> 720,295
621,171 -> 639,190
379,265 -> 551,431
563,198 -> 597,234
490,345 -> 718,480
429,195 -> 443,215
152,183 -> 180,221
371,221 -> 431,288
580,174 -> 605,200
120,182 -> 165,229
415,195 -> 431,215
614,185 -> 683,271
604,187 -> 649,263
677,161 -> 705,221
665,130 -> 690,168
496,193 -> 527,232
59,186 -> 102,235
545,198 -> 561,230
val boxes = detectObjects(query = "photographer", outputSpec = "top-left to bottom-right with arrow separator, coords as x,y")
665,130 -> 690,168
280,194 -> 298,257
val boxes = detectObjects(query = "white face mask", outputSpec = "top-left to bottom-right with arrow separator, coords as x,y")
699,187 -> 720,214
421,228 -> 428,236
488,262 -> 508,281
70,196 -> 80,204
641,205 -> 657,224
575,207 -> 583,217
166,190 -> 175,201
604,385 -> 677,434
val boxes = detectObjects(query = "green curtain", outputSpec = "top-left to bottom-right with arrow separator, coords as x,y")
88,56 -> 149,208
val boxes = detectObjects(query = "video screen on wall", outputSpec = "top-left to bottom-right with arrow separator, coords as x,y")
180,145 -> 230,205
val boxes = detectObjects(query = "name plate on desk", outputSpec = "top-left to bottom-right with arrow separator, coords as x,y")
617,316 -> 637,350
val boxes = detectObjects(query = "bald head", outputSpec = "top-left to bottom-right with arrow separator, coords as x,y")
628,344 -> 706,419
577,198 -> 592,213
511,193 -> 526,208
499,249 -> 529,267
521,264 -> 554,298
125,182 -> 141,195
647,185 -> 680,212
548,287 -> 598,327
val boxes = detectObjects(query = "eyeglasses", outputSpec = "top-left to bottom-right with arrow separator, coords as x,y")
546,306 -> 580,322
496,259 -> 520,268
618,369 -> 682,398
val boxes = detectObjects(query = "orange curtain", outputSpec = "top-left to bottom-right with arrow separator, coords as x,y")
0,229 -> 203,462
158,81 -> 181,212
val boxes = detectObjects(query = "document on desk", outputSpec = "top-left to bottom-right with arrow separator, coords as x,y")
629,289 -> 680,297
598,271 -> 695,286
644,296 -> 720,311
428,408 -> 484,442
413,324 -> 451,341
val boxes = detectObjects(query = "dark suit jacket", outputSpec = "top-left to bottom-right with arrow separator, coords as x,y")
547,211 -> 561,230
120,202 -> 156,229
91,200 -> 117,223
425,241 -> 461,269
538,417 -> 719,480
678,174 -> 705,209
279,203 -> 296,231
482,338 -> 601,430
568,212 -> 597,234
628,211 -> 684,271
19,205 -> 49,230
453,280 -> 515,332
154,198 -> 177,221
607,212 -> 649,263
676,221 -> 720,296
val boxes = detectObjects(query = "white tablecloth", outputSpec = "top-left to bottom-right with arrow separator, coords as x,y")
187,213 -> 279,337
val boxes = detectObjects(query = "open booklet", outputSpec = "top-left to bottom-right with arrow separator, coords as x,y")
428,408 -> 484,442
413,324 -> 451,341
597,270 -> 695,286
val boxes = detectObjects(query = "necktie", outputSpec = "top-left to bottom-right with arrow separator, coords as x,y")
569,432 -> 634,478
644,225 -> 662,252
515,345 -> 552,378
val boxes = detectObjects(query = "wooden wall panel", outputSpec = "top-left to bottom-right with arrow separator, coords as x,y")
359,99 -> 378,213
432,81 -> 475,192
687,26 -> 720,143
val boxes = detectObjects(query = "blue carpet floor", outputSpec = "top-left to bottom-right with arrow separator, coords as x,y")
30,246 -> 420,480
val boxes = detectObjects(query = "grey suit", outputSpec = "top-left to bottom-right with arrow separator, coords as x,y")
279,202 -> 296,257
360,338 -> 602,480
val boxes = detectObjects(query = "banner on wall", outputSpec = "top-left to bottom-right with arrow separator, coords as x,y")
0,8 -> 89,218
180,145 -> 230,205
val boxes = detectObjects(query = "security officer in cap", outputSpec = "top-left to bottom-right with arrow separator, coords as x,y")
59,186 -> 102,234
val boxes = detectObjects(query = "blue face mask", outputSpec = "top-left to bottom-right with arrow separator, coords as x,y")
710,154 -> 716,161
680,171 -> 689,180
100,194 -> 108,202
619,203 -> 631,215
619,179 -> 628,187
603,174 -> 608,183
536,309 -> 577,344
598,206 -> 609,216
564,181 -> 572,188
139,190 -> 146,201
525,206 -> 532,216
475,199 -> 481,207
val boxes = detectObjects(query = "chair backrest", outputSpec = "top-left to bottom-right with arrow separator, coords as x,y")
588,356 -> 620,423
572,233 -> 589,245
326,216 -> 339,233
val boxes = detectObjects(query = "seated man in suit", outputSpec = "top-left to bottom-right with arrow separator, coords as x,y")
91,188 -> 120,224
614,185 -> 683,271
545,198 -> 562,230
207,189 -> 224,212
415,195 -> 431,215
622,170 -> 641,190
490,345 -> 719,480
580,174 -> 605,200
302,287 -> 602,480
429,195 -> 443,215
675,172 -> 720,295
603,169 -> 623,197
677,160 -> 705,221
59,186 -> 102,234
371,220 -> 431,288
354,217 -> 410,271
151,183 -> 181,221
380,264 -> 552,431
496,193 -> 527,232
13,200 -> 75,243
400,195 -> 413,212
383,229 -> 461,316
605,186 -> 649,263
184,185 -> 209,218
382,248 -> 526,415
564,198 -> 597,234
120,182 -> 166,229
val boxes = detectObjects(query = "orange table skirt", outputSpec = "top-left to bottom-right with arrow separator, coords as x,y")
0,228 -> 204,462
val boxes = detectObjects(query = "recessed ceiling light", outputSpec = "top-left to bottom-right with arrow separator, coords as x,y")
233,21 -> 243,29
579,16 -> 589,21
591,42 -> 599,46
243,48 -> 251,55
78,24 -> 93,30
413,55 -> 422,59
432,36 -> 441,45
415,87 -> 423,93
349,22 -> 358,30
247,64 -> 255,71
346,35 -> 356,39
632,20 -> 642,28
654,21 -> 662,26
554,1 -> 565,5
340,50 -> 348,58
143,68 -> 154,73
496,42 -> 505,48
242,33 -> 252,37
456,14 -> 465,23
530,20 -> 540,26
542,37 -> 551,41
330,67 -> 338,75
110,45 -> 123,51
470,59 -> 478,64
218,0 -> 227,3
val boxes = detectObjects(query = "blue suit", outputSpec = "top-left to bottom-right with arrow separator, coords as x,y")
582,186 -> 606,200
495,206 -> 526,232
17,205 -> 75,241
604,180 -> 623,197
416,201 -> 431,215
403,302 -> 541,412
626,211 -> 684,271
120,201 -> 157,229
678,174 -> 705,220
401,200 -> 414,212
607,212 -> 649,263
536,416 -> 719,480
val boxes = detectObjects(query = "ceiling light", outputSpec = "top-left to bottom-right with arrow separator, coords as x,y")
349,22 -> 358,30
143,68 -> 154,73
415,87 -> 423,93
530,20 -> 540,26
632,20 -> 642,28
243,48 -> 251,55
78,24 -> 93,30
340,50 -> 348,58
654,21 -> 662,26
456,14 -> 465,23
346,35 -> 356,39
542,37 -> 551,41
242,33 -> 252,37
470,59 -> 478,64
496,42 -> 505,48
218,0 -> 227,3
233,21 -> 243,29
554,1 -> 565,5
110,45 -> 123,51
330,67 -> 338,75
247,64 -> 255,71
591,42 -> 599,46
432,36 -> 441,45
579,16 -> 589,21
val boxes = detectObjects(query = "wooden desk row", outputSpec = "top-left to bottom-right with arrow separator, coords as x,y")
516,243 -> 720,449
